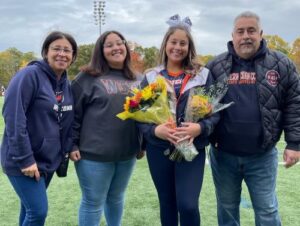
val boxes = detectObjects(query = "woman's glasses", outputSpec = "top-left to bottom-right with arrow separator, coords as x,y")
50,46 -> 73,55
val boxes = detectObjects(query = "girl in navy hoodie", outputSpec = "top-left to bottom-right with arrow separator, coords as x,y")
138,15 -> 219,226
1,31 -> 77,226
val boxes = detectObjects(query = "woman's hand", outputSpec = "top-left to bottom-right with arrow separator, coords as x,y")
154,122 -> 179,145
70,150 -> 81,162
136,150 -> 146,160
175,122 -> 201,143
21,163 -> 40,181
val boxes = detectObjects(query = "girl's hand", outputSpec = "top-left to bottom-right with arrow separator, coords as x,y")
176,136 -> 195,144
154,122 -> 179,145
175,122 -> 201,143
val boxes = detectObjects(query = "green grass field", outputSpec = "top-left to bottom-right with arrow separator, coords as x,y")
0,96 -> 3,139
0,96 -> 299,226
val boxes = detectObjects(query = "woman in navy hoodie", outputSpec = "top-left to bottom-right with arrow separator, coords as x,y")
1,31 -> 77,226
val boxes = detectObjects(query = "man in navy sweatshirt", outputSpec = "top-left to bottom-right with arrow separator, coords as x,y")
206,11 -> 300,226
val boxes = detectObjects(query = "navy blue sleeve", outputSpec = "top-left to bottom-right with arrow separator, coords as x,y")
283,59 -> 300,151
2,68 -> 38,169
62,82 -> 74,154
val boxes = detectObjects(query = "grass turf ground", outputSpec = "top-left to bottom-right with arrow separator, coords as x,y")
0,96 -> 299,226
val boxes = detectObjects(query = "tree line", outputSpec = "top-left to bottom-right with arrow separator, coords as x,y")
1,35 -> 300,88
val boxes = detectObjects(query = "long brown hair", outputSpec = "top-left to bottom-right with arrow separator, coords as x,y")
158,26 -> 202,77
81,30 -> 136,80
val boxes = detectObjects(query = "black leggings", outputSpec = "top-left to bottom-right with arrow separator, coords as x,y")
147,148 -> 206,226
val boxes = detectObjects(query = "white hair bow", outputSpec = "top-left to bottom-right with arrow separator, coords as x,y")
166,14 -> 192,31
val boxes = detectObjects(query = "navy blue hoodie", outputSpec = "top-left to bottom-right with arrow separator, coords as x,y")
212,41 -> 267,155
1,60 -> 74,175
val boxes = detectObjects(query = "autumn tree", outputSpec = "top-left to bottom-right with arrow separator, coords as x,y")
0,51 -> 13,87
289,37 -> 300,72
134,46 -> 159,72
0,48 -> 36,87
264,35 -> 290,55
198,54 -> 215,65
143,47 -> 159,70
20,52 -> 37,68
130,50 -> 144,74
68,44 -> 94,80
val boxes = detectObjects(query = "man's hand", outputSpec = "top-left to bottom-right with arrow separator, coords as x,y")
283,149 -> 300,168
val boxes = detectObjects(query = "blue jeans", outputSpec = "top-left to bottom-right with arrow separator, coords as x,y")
7,173 -> 54,226
147,148 -> 206,226
209,147 -> 281,226
75,158 -> 136,226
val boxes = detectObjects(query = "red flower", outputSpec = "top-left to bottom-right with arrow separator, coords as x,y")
129,99 -> 139,108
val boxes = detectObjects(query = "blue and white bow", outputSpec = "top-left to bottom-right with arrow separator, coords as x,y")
166,14 -> 192,31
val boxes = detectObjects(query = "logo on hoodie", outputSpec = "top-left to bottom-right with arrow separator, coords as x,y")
56,91 -> 64,102
265,70 -> 280,87
100,79 -> 140,94
228,71 -> 256,85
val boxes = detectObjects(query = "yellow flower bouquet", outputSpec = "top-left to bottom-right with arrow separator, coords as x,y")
117,76 -> 176,125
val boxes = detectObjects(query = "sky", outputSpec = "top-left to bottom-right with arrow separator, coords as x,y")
1,0 -> 300,57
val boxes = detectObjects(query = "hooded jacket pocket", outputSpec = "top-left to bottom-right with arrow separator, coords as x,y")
34,138 -> 61,167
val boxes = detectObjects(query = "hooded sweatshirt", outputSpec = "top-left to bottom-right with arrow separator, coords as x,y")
1,60 -> 74,175
71,69 -> 142,162
213,41 -> 267,155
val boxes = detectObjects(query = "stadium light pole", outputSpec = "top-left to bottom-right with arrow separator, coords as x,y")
93,0 -> 106,36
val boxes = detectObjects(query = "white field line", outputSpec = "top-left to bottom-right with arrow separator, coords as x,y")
205,158 -> 300,165
204,142 -> 300,166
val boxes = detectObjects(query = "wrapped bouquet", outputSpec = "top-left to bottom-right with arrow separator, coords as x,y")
186,80 -> 234,120
172,80 -> 234,161
117,76 -> 176,125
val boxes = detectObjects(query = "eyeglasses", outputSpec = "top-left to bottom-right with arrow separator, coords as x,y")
103,40 -> 126,48
50,46 -> 73,55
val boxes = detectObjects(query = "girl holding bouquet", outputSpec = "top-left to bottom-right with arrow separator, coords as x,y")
138,15 -> 219,226
70,31 -> 143,226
